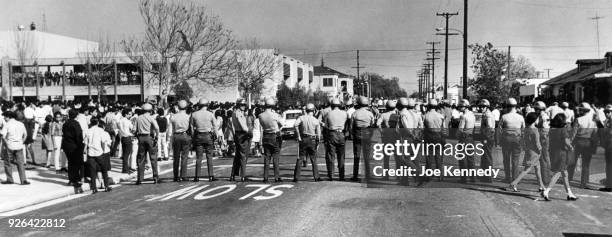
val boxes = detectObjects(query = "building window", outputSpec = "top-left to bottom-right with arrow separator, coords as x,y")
309,71 -> 313,84
341,81 -> 347,92
323,78 -> 333,87
283,63 -> 290,80
297,67 -> 303,81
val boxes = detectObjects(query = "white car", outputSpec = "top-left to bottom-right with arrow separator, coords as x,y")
281,109 -> 303,138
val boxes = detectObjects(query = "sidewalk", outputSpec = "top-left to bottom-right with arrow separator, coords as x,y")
0,150 -> 175,214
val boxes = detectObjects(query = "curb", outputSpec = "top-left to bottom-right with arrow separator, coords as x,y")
0,160 -> 174,214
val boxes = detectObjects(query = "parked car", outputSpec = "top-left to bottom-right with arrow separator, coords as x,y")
281,109 -> 303,138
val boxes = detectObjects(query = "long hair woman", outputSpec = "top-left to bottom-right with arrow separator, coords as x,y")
542,113 -> 578,201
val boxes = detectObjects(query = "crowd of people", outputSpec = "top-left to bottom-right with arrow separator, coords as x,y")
0,96 -> 611,201
10,70 -> 142,88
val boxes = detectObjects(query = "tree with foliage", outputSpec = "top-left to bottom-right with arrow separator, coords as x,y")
357,73 -> 408,99
122,0 -> 237,99
235,40 -> 280,102
469,43 -> 536,104
276,84 -> 330,109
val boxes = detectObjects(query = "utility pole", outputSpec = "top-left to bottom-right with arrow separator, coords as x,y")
418,71 -> 423,100
544,68 -> 552,78
436,12 -> 459,99
462,0 -> 469,99
423,63 -> 433,100
352,50 -> 365,97
426,42 -> 440,100
507,46 -> 511,81
590,13 -> 604,56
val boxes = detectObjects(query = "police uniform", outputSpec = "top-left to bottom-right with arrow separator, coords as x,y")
324,99 -> 349,181
479,99 -> 496,182
457,99 -> 476,182
191,99 -> 218,182
231,99 -> 251,182
397,98 -> 423,185
601,105 -> 612,192
499,98 -> 525,183
569,102 -> 597,188
293,103 -> 321,182
350,97 -> 375,181
258,98 -> 284,183
423,99 -> 445,175
170,100 -> 191,182
134,103 -> 160,184
319,104 -> 332,174
376,100 -> 399,178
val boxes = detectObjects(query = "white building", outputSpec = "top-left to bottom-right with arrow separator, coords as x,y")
312,63 -> 354,99
0,27 -> 315,103
516,78 -> 549,103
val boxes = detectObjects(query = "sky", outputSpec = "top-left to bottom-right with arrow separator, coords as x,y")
1,0 -> 612,93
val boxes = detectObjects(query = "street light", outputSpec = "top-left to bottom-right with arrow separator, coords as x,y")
435,27 -> 464,35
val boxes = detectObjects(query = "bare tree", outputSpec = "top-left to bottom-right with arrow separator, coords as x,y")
235,40 -> 280,103
79,35 -> 116,102
13,28 -> 39,100
121,0 -> 237,102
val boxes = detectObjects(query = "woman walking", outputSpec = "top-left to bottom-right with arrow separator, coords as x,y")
507,112 -> 546,192
542,113 -> 578,201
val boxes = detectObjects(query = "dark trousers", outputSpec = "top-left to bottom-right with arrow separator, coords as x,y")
480,139 -> 494,182
605,144 -> 612,188
65,148 -> 84,187
172,133 -> 191,179
326,131 -> 346,179
294,136 -> 319,181
87,155 -> 109,191
352,128 -> 371,179
194,133 -> 214,178
4,148 -> 27,183
424,133 -> 444,170
570,138 -> 592,186
262,133 -> 281,181
120,137 -> 133,173
502,134 -> 522,182
137,135 -> 158,181
111,134 -> 120,157
231,132 -> 249,178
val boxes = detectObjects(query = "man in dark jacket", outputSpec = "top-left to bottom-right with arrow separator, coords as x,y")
62,109 -> 85,194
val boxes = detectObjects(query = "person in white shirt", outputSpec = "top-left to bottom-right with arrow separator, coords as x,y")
1,111 -> 30,185
84,118 -> 112,193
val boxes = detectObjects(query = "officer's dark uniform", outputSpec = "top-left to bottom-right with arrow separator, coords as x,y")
190,99 -> 218,182
135,103 -> 160,184
258,99 -> 284,183
294,103 -> 321,182
397,98 -> 423,185
457,99 -> 476,183
231,99 -> 251,182
423,99 -> 445,178
478,99 -> 496,183
324,99 -> 349,181
170,100 -> 191,182
376,100 -> 400,179
350,97 -> 375,181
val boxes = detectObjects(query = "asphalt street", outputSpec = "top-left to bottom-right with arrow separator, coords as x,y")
1,140 -> 612,237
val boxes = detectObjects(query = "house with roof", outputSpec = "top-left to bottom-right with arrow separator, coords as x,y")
312,61 -> 354,99
540,53 -> 612,105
